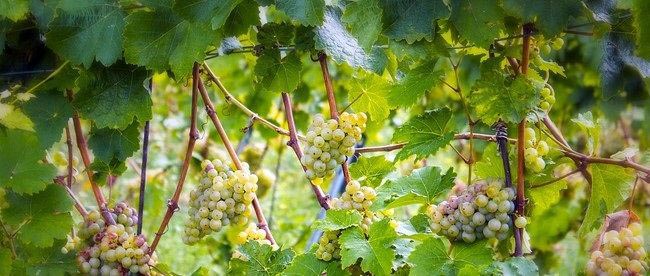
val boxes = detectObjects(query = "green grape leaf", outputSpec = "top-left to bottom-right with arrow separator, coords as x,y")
342,0 -> 382,51
409,213 -> 430,233
392,108 -> 454,161
578,164 -> 635,236
374,166 -> 456,209
349,156 -> 393,187
23,90 -> 73,149
11,239 -> 77,275
46,0 -> 125,67
2,185 -> 73,247
571,112 -> 600,156
276,0 -> 324,26
223,0 -> 260,36
633,0 -> 650,59
282,252 -> 329,276
0,0 -> 29,21
389,38 -> 450,62
548,233 -> 585,275
474,143 -> 516,180
503,0 -> 582,36
449,0 -> 504,48
470,59 -> 541,124
0,130 -> 56,194
229,242 -> 295,275
123,8 -> 217,78
0,248 -> 11,275
74,62 -> 151,129
88,121 -> 140,168
313,209 -> 362,231
315,7 -> 387,74
340,219 -> 397,275
388,60 -> 444,108
254,50 -> 302,93
527,178 -> 567,214
485,257 -> 539,276
408,238 -> 492,275
173,0 -> 242,29
0,104 -> 34,131
347,73 -> 391,121
528,198 -> 581,251
257,23 -> 295,46
380,0 -> 449,43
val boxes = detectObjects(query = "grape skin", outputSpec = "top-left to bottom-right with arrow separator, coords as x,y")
587,222 -> 648,275
427,180 -> 515,243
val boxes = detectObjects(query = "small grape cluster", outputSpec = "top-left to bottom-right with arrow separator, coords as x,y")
587,222 -> 648,275
330,180 -> 378,232
183,159 -> 258,245
427,180 -> 515,242
523,127 -> 550,173
231,224 -> 273,261
315,230 -> 342,262
73,204 -> 155,275
538,86 -> 556,112
302,112 -> 366,180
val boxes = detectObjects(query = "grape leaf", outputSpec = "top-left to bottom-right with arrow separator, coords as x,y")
578,164 -> 635,236
528,198 -> 581,251
347,73 -> 391,121
0,104 -> 34,131
503,0 -> 582,36
0,0 -> 29,21
449,0 -> 505,48
475,143 -> 514,180
571,111 -> 600,156
2,185 -> 73,247
392,108 -> 454,161
349,156 -> 393,187
0,248 -> 11,275
408,238 -> 492,275
223,0 -> 260,36
11,239 -> 77,275
374,166 -> 456,209
340,219 -> 397,275
282,252 -> 329,276
633,0 -> 650,59
485,257 -> 539,276
74,62 -> 151,129
229,242 -> 295,275
46,0 -> 125,67
315,7 -> 387,74
470,59 -> 541,124
173,0 -> 242,29
254,50 -> 302,93
257,23 -> 295,47
23,90 -> 73,149
527,178 -> 567,215
313,209 -> 362,231
88,121 -> 140,169
276,0 -> 324,26
409,213 -> 430,233
342,0 -> 382,51
380,0 -> 449,43
388,60 -> 444,108
0,130 -> 56,194
123,8 -> 217,78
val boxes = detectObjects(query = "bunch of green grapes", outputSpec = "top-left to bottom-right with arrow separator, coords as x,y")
330,180 -> 378,232
315,230 -> 342,262
427,180 -> 516,242
587,222 -> 648,275
302,112 -> 367,181
523,127 -> 550,173
77,224 -> 156,275
231,224 -> 274,261
182,159 -> 257,245
538,86 -> 556,112
77,203 -> 138,242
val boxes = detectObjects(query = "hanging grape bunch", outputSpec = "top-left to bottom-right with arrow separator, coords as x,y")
315,230 -> 342,262
523,127 -> 550,173
231,223 -> 274,261
330,180 -> 378,232
182,158 -> 258,245
427,180 -> 516,242
302,112 -> 367,181
587,222 -> 648,275
73,204 -> 156,275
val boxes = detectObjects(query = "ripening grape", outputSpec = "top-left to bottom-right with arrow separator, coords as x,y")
523,127 -> 550,173
315,230 -> 342,261
426,180 -> 515,243
182,158 -> 258,245
231,223 -> 275,261
301,112 -> 366,180
586,222 -> 648,275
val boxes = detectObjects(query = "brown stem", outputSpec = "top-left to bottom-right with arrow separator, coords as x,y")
149,64 -> 200,253
197,78 -> 276,245
629,176 -> 640,209
318,53 -> 338,120
61,183 -> 89,218
65,125 -> 74,188
67,91 -> 115,225
542,116 -> 594,183
281,93 -> 331,209
137,120 -> 150,235
507,58 -> 521,75
354,133 -> 517,154
521,23 -> 534,76
513,121 -> 526,257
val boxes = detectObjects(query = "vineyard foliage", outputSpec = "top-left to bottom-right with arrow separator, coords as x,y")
0,0 -> 650,275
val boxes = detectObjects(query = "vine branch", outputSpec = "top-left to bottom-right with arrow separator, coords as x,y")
137,120 -> 150,235
281,92 -> 331,209
150,63 -> 201,253
65,125 -> 74,188
197,76 -> 276,245
354,132 -> 516,154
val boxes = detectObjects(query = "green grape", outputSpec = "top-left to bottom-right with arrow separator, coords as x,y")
552,37 -> 564,50
514,216 -> 527,228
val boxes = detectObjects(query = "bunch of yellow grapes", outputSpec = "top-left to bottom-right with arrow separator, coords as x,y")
587,222 -> 648,275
